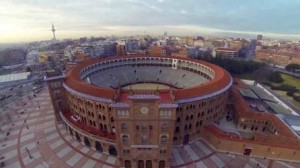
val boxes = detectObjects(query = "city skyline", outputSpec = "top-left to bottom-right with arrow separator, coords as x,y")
1,0 -> 300,43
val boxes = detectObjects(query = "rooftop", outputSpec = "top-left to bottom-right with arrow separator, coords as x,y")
0,72 -> 30,83
64,55 -> 232,102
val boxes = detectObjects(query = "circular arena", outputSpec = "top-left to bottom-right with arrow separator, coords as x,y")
60,55 -> 232,168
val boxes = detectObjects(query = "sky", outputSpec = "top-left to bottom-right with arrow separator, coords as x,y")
1,0 -> 300,43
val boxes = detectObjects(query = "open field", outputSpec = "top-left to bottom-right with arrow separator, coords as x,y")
280,73 -> 300,90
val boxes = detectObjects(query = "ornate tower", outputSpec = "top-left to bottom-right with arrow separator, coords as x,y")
52,22 -> 56,40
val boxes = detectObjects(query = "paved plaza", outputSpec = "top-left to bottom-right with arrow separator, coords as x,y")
0,87 -> 300,168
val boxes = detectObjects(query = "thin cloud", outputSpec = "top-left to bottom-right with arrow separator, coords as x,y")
0,0 -> 300,42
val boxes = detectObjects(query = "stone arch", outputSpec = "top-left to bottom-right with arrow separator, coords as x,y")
138,160 -> 144,168
75,132 -> 81,142
95,141 -> 103,152
99,123 -> 103,130
146,160 -> 152,168
108,145 -> 117,156
69,126 -> 73,136
124,160 -> 131,168
84,137 -> 91,147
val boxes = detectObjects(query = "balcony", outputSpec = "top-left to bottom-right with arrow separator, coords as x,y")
61,111 -> 116,140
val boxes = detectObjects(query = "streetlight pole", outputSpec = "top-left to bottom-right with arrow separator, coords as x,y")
25,147 -> 32,159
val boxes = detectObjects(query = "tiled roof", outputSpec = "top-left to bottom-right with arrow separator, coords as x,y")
64,55 -> 232,102
63,111 -> 116,140
229,84 -> 300,149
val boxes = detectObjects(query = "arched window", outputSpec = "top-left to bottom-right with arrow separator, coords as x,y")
138,160 -> 144,168
69,127 -> 73,136
102,115 -> 106,121
141,135 -> 148,144
109,145 -> 117,156
121,124 -> 128,131
99,123 -> 103,130
95,141 -> 103,152
161,124 -> 167,132
189,124 -> 192,129
176,117 -> 181,122
161,135 -> 168,144
84,137 -> 90,147
111,117 -> 114,122
124,160 -> 131,168
146,160 -> 152,168
122,135 -> 129,143
75,132 -> 81,142
159,160 -> 165,168
190,115 -> 193,120
103,125 -> 107,132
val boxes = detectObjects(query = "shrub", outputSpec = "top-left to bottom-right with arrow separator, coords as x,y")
286,91 -> 294,97
272,84 -> 298,93
293,95 -> 300,102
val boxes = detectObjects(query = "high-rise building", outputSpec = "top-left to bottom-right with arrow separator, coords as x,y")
92,41 -> 117,58
257,34 -> 263,40
125,40 -> 140,53
149,45 -> 166,56
26,50 -> 39,65
215,48 -> 238,58
117,44 -> 126,56
52,23 -> 56,40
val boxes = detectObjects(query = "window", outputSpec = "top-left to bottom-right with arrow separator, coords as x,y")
141,125 -> 148,131
122,135 -> 129,143
124,160 -> 131,168
121,124 -> 128,131
160,135 -> 167,144
146,160 -> 152,168
176,117 -> 181,122
161,124 -> 167,132
175,127 -> 179,133
141,135 -> 149,144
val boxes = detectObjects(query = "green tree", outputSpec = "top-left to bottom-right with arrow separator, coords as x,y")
285,63 -> 300,72
269,72 -> 283,83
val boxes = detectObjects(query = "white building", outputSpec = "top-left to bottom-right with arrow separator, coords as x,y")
26,50 -> 39,65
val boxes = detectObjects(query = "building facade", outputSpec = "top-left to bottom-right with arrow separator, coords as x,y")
46,55 -> 232,168
215,48 -> 238,58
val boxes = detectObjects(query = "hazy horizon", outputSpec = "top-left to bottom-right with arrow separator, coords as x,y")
1,0 -> 300,43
